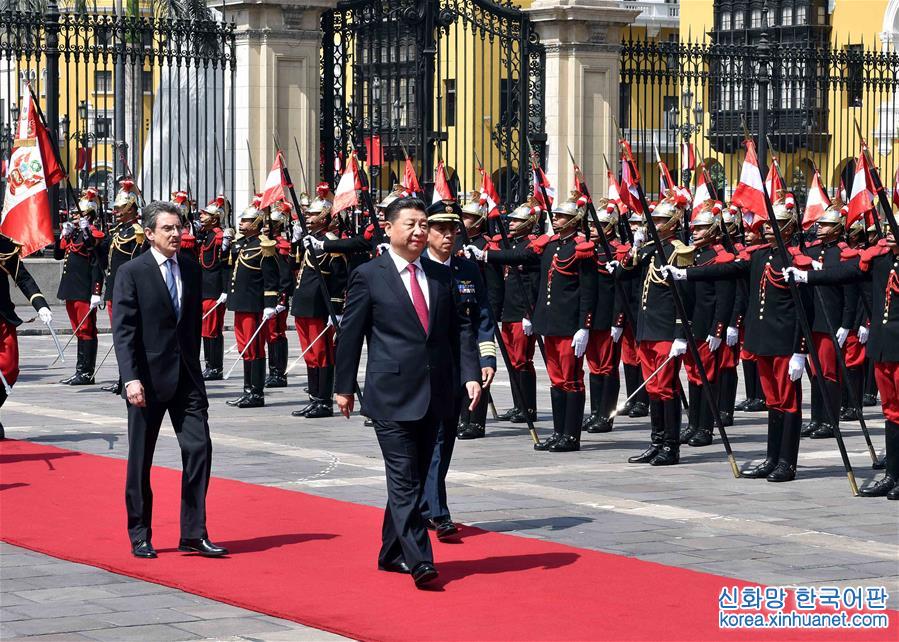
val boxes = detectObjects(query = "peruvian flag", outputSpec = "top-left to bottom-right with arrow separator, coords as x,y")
258,152 -> 288,209
765,161 -> 783,198
532,165 -> 555,208
802,169 -> 832,230
691,169 -> 712,215
680,142 -> 695,172
402,157 -> 422,196
658,158 -> 676,193
1,90 -> 63,256
847,150 -> 876,228
432,160 -> 454,204
75,146 -> 92,173
332,152 -> 360,214
620,157 -> 643,214
892,165 -> 899,209
478,167 -> 501,219
732,139 -> 769,231
606,169 -> 624,209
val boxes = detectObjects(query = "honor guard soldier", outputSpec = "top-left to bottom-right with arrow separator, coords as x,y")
100,179 -> 144,394
678,201 -> 736,448
620,210 -> 650,418
312,183 -> 394,267
460,191 -> 505,322
468,197 -> 541,438
733,217 -> 768,413
197,196 -> 231,380
717,205 -> 745,426
468,190 -> 597,452
225,200 -> 282,408
172,190 -> 198,257
840,215 -> 871,421
290,192 -> 349,419
55,189 -> 105,385
785,224 -> 899,498
263,200 -> 294,388
0,233 -> 53,438
667,194 -> 809,482
799,202 -> 858,440
618,190 -> 692,466
421,199 -> 496,537
583,200 -> 630,434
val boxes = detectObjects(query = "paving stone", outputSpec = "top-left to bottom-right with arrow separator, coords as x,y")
173,616 -> 294,637
82,623 -> 203,641
95,608 -> 200,627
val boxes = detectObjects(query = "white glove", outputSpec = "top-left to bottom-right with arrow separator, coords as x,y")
605,260 -> 620,275
192,219 -> 202,233
661,265 -> 687,281
611,326 -> 623,343
788,353 -> 806,381
706,335 -> 722,352
326,314 -> 343,328
291,222 -> 304,243
221,229 -> 234,253
669,338 -> 687,357
262,307 -> 276,320
61,221 -> 75,238
89,294 -> 102,309
464,244 -> 485,262
216,292 -> 228,305
79,217 -> 90,232
726,326 -> 739,347
522,317 -> 533,336
376,242 -> 390,256
632,228 -> 646,248
858,325 -> 869,344
571,328 -> 589,358
38,307 -> 53,324
782,267 -> 807,283
810,259 -> 823,271
303,235 -> 324,252
835,327 -> 850,348
274,304 -> 286,315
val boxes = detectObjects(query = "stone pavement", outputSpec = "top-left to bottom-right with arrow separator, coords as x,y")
2,333 -> 897,640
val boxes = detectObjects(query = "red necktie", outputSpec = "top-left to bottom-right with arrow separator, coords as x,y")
407,263 -> 429,333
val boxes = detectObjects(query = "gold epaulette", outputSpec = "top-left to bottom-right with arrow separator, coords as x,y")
669,240 -> 695,267
259,235 -> 277,257
132,223 -> 145,245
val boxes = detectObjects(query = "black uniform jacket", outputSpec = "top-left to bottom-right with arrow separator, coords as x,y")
486,232 -> 597,337
802,240 -> 859,333
443,252 -> 497,370
0,236 -> 49,326
590,237 -> 630,331
688,244 -> 736,340
494,234 -> 540,324
55,226 -> 104,301
101,222 -> 144,299
334,251 -> 480,422
225,235 -> 282,313
290,231 -> 349,318
197,227 -> 229,300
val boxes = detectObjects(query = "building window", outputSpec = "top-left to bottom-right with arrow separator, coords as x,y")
750,9 -> 762,28
721,12 -> 731,30
444,79 -> 456,127
816,5 -> 826,25
663,95 -> 678,130
796,5 -> 807,24
847,44 -> 864,107
734,11 -> 744,30
94,112 -> 113,140
782,6 -> 793,26
94,70 -> 112,93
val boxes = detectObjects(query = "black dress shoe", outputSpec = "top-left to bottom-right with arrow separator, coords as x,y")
101,381 -> 122,394
859,474 -> 898,497
622,399 -> 636,415
178,538 -> 228,557
766,461 -> 796,482
364,418 -> 374,427
458,423 -> 485,440
862,393 -> 878,407
265,374 -> 288,388
649,445 -> 679,466
235,393 -> 264,409
547,435 -> 580,452
509,409 -> 537,424
809,423 -> 834,439
800,419 -> 820,437
742,458 -> 777,478
497,407 -> 520,422
226,393 -> 250,407
533,433 -> 561,451
304,401 -> 334,419
378,559 -> 411,574
411,562 -> 438,588
59,373 -> 78,384
131,540 -> 157,558
734,398 -> 751,412
888,485 -> 899,500
432,518 -> 460,541
291,400 -> 317,417
687,428 -> 713,447
840,406 -> 859,421
628,444 -> 660,464
720,412 -> 734,427
203,368 -> 223,381
586,417 -> 613,434
745,399 -> 767,412
67,372 -> 95,386
679,424 -> 697,445
628,402 -> 649,418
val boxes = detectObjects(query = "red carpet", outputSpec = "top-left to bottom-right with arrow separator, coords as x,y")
0,439 -> 894,641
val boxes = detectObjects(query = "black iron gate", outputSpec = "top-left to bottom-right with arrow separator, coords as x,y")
321,0 -> 545,206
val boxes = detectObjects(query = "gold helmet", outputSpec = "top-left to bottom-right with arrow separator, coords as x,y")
460,190 -> 488,228
77,187 -> 99,219
691,200 -> 723,231
113,178 -> 139,211
592,198 -> 620,236
307,193 -> 334,216
240,194 -> 264,226
202,195 -> 226,220
270,199 -> 292,224
848,211 -> 866,239
723,203 -> 741,233
508,196 -> 541,227
651,189 -> 688,237
771,192 -> 797,229
817,201 -> 846,228
551,190 -> 588,234
377,184 -> 411,211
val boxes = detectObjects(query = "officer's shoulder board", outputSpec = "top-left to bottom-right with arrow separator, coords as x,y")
131,223 -> 145,244
668,239 -> 695,267
259,236 -> 277,257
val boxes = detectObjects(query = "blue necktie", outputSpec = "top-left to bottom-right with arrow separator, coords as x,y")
165,258 -> 180,319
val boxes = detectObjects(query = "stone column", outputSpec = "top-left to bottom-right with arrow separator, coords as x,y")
525,0 -> 638,196
221,0 -> 337,208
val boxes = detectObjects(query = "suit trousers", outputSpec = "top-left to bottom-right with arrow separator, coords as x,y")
125,362 -> 212,545
373,407 -> 441,569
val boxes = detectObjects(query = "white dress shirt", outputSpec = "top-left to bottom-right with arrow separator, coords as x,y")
149,246 -> 182,309
426,249 -> 452,267
388,248 -> 429,310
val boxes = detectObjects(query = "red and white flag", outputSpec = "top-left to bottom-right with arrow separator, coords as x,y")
332,152 -> 360,214
847,150 -> 876,228
692,169 -> 712,215
1,90 -> 63,256
731,139 -> 768,231
606,170 -> 623,209
532,165 -> 555,208
802,169 -> 831,230
403,157 -> 422,196
892,165 -> 899,210
258,152 -> 288,210
658,158 -> 676,193
432,159 -> 454,204
479,167 -> 501,219
680,142 -> 695,172
765,161 -> 783,198
620,158 -> 644,214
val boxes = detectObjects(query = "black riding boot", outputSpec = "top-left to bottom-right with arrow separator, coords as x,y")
534,387 -> 565,451
860,421 -> 899,497
517,369 -> 538,424
681,383 -> 701,444
305,366 -> 335,418
622,364 -> 640,415
265,338 -> 288,388
202,338 -> 214,378
627,364 -> 650,417
584,374 -> 604,432
841,366 -> 863,421
59,339 -> 85,384
650,397 -> 681,465
718,367 -> 737,426
550,390 -> 584,452
593,372 -> 619,433
768,409 -> 801,482
498,369 -> 522,421
688,381 -> 716,447
743,409 -> 784,478
235,358 -> 266,408
227,361 -> 254,406
292,368 -> 319,417
802,379 -> 822,437
209,335 -> 224,380
746,366 -> 767,411
736,360 -> 756,411
75,338 -> 97,385
811,378 -> 841,439
629,399 -> 664,463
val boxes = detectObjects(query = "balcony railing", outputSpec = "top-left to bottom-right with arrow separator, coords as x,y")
624,0 -> 679,29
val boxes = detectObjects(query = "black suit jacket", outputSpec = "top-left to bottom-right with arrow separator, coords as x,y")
335,251 -> 480,422
112,250 -> 205,403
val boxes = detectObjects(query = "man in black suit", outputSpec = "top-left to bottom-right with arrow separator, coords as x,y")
335,197 -> 481,589
113,201 -> 227,559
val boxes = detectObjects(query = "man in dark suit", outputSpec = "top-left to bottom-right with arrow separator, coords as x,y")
113,201 -> 227,559
335,197 -> 481,589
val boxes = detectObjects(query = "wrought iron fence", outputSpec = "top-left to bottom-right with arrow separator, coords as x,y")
618,30 -> 899,209
0,2 -> 236,226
